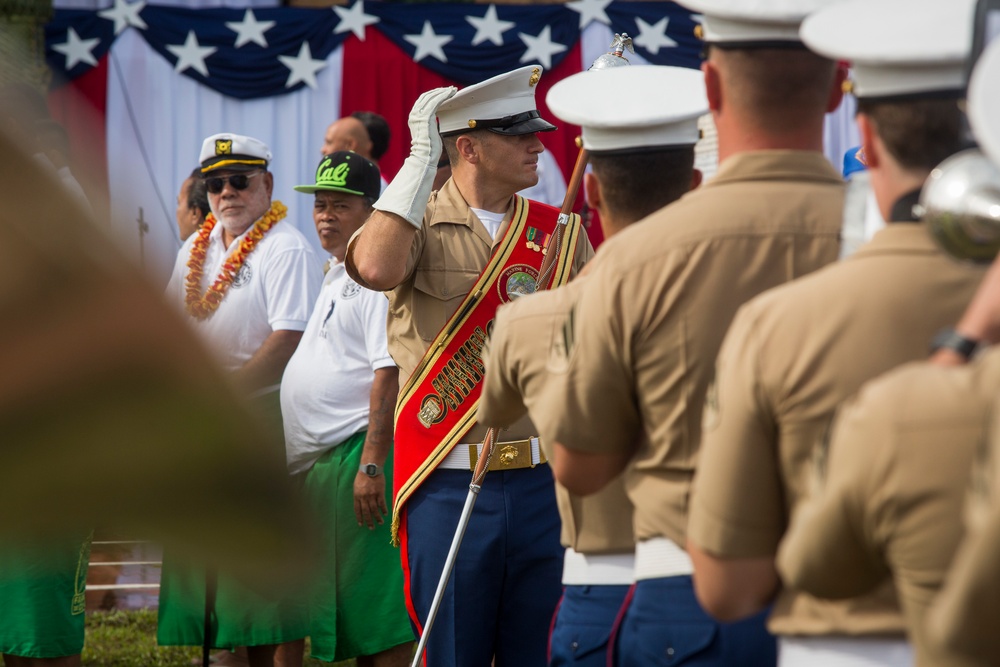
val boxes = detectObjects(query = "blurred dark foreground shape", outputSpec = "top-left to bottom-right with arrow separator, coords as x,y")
0,123 -> 314,591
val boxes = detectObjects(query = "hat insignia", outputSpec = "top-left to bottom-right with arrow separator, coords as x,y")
215,139 -> 233,156
529,67 -> 541,87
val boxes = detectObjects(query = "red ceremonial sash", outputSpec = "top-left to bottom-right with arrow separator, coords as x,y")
390,195 -> 582,543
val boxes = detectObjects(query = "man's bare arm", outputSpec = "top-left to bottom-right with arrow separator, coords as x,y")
551,442 -> 632,496
234,329 -> 303,391
347,87 -> 457,290
347,212 -> 418,291
354,366 -> 399,529
932,254 -> 1000,366
686,541 -> 779,622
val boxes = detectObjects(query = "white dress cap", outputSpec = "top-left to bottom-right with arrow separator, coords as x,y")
801,0 -> 975,99
199,133 -> 273,173
969,39 -> 1000,168
677,0 -> 842,46
546,66 -> 708,153
437,66 -> 556,136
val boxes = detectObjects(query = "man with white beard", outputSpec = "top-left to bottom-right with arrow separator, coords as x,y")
158,133 -> 321,667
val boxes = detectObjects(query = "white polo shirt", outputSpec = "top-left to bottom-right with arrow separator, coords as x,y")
281,259 -> 395,474
166,216 -> 322,372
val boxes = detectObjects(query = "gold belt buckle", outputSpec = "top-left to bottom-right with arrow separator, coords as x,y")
469,438 -> 546,471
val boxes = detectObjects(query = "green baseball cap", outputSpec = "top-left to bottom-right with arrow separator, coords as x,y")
294,151 -> 381,198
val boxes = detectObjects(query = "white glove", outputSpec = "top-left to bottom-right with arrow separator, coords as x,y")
374,86 -> 458,230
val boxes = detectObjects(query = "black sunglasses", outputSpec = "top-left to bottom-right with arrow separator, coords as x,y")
204,171 -> 263,195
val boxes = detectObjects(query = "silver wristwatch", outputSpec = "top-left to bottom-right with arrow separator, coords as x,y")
359,462 -> 381,478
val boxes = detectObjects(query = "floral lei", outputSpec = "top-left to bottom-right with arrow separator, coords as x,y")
184,200 -> 287,320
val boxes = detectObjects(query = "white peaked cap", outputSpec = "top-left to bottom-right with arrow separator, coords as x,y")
801,0 -> 975,99
677,0 -> 843,46
199,133 -> 272,173
437,66 -> 555,136
546,66 -> 708,153
969,39 -> 1000,167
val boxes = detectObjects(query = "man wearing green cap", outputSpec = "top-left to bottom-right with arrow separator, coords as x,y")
280,151 -> 414,667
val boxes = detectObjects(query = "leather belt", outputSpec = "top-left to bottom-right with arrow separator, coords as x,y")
634,537 -> 694,580
438,437 -> 546,471
562,548 -> 636,586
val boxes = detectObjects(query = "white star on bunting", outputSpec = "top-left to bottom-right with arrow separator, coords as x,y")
97,0 -> 147,35
166,31 -> 217,77
565,0 -> 612,29
518,26 -> 567,69
467,5 -> 515,47
333,1 -> 380,41
226,9 -> 275,48
633,17 -> 678,55
52,27 -> 100,70
278,42 -> 327,89
404,21 -> 452,63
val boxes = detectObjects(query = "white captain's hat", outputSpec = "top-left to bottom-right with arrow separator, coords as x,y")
199,133 -> 272,173
969,39 -> 1000,167
437,66 -> 556,137
546,66 -> 707,154
676,0 -> 840,48
801,0 -> 975,100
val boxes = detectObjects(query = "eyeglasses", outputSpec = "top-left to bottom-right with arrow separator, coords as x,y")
204,171 -> 263,195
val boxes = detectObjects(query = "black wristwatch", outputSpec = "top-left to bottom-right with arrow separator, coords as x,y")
929,328 -> 980,361
359,462 -> 381,478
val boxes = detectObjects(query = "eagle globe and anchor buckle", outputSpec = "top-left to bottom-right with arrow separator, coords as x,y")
468,438 -> 546,471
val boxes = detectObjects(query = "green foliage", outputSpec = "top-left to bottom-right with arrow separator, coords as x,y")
60,609 -> 350,667
82,609 -> 201,667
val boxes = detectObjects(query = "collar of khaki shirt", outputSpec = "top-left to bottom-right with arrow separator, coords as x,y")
849,223 -> 941,260
709,150 -> 843,188
429,177 -> 516,248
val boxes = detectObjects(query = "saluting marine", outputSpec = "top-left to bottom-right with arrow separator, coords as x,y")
347,67 -> 592,666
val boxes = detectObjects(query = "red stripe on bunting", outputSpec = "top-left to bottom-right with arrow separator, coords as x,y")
340,28 -> 454,182
48,56 -> 110,218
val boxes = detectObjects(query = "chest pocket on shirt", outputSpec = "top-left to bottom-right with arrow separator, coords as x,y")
412,267 -> 480,342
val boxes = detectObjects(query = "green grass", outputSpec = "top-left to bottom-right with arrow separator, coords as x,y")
72,609 -> 353,667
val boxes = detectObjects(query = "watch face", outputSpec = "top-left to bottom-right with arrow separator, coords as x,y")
362,463 -> 378,477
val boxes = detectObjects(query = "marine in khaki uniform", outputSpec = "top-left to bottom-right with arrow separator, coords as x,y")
910,39 -> 1000,667
540,2 -> 848,665
927,391 -> 1000,667
478,65 -> 708,666
685,1 -> 984,664
776,346 -> 1000,667
346,68 -> 592,666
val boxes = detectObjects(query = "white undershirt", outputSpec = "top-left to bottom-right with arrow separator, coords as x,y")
471,207 -> 505,241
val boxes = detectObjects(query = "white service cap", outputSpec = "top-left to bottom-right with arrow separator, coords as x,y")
199,133 -> 272,173
801,0 -> 975,100
437,66 -> 556,137
546,66 -> 708,153
677,0 -> 841,47
969,39 -> 1000,168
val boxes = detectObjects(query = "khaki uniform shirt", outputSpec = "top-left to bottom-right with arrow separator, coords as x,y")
480,277 -> 634,554
688,224 -> 985,636
544,150 -> 844,546
928,382 -> 1000,666
355,178 -> 592,443
776,350 -> 1000,666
